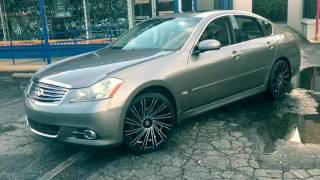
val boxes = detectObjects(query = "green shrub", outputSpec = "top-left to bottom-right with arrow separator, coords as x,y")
253,0 -> 288,22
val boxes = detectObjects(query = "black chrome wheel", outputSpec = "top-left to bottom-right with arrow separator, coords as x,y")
123,93 -> 175,153
267,60 -> 291,99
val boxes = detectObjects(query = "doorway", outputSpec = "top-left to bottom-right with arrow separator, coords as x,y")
129,0 -> 197,27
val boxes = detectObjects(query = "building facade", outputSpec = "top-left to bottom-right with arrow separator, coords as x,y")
0,0 -> 252,60
287,0 -> 319,42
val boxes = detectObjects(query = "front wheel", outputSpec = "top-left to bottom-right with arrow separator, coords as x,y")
266,60 -> 291,99
123,93 -> 175,153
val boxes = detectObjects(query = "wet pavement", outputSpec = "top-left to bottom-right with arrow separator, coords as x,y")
277,24 -> 320,71
1,67 -> 320,179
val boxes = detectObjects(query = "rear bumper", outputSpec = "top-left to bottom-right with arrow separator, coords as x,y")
24,97 -> 124,146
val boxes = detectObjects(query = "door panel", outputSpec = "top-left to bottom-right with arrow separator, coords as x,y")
240,37 -> 277,88
232,15 -> 277,89
187,16 -> 245,109
188,45 -> 244,109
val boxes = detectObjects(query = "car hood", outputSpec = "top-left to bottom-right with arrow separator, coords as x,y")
33,49 -> 172,88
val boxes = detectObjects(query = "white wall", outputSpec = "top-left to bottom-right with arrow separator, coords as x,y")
233,0 -> 252,12
302,19 -> 317,41
287,0 -> 304,33
198,0 -> 214,12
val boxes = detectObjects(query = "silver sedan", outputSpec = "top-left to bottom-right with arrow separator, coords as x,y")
24,10 -> 300,153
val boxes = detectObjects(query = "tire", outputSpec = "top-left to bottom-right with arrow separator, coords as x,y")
266,60 -> 291,100
123,92 -> 175,153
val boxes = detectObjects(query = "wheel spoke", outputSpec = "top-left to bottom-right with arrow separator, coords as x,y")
272,82 -> 278,92
141,99 -> 146,119
282,79 -> 289,85
280,69 -> 289,76
281,74 -> 290,79
153,123 -> 166,141
153,120 -> 172,130
280,82 -> 286,93
125,117 -> 141,126
150,127 -> 157,148
149,103 -> 167,117
146,98 -> 157,117
131,129 -> 146,145
125,127 -> 144,136
131,106 -> 143,122
152,113 -> 173,120
141,129 -> 150,150
276,85 -> 281,96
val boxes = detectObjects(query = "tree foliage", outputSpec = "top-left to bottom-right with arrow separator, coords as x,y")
253,0 -> 288,22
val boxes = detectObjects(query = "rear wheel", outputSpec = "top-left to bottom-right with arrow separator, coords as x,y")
123,93 -> 175,153
267,60 -> 291,99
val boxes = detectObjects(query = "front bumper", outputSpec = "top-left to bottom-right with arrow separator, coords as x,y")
24,97 -> 124,146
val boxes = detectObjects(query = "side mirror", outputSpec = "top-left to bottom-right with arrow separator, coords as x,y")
196,39 -> 221,54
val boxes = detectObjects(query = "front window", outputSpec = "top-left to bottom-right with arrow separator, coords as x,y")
199,17 -> 232,47
110,17 -> 201,51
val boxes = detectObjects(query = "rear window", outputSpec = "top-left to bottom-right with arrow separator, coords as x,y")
233,16 -> 264,43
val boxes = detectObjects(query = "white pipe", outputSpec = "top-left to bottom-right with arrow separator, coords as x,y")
0,0 -> 7,44
82,0 -> 89,39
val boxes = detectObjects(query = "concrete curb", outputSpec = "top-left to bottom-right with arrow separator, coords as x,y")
12,73 -> 34,79
0,66 -> 41,73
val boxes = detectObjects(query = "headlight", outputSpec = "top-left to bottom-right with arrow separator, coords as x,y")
70,78 -> 123,102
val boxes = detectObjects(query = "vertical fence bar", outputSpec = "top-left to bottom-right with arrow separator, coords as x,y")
174,0 -> 179,13
316,0 -> 320,40
0,1 -> 7,43
127,0 -> 133,28
193,0 -> 198,12
82,0 -> 90,40
39,0 -> 51,64
217,0 -> 233,10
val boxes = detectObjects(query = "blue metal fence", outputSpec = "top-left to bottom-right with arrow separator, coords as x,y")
0,0 -> 123,64
0,29 -> 115,63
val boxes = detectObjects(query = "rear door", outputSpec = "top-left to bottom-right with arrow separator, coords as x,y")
231,15 -> 277,90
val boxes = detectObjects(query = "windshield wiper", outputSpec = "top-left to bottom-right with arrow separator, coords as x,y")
109,46 -> 122,49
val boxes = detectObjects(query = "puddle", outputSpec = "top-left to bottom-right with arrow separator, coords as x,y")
256,67 -> 320,153
292,66 -> 320,91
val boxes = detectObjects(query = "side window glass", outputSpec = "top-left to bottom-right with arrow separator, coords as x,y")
258,19 -> 273,36
233,16 -> 264,43
199,17 -> 232,47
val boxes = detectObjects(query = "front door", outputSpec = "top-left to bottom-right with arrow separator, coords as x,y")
187,16 -> 244,109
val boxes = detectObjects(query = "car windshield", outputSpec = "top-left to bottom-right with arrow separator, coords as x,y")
110,17 -> 201,51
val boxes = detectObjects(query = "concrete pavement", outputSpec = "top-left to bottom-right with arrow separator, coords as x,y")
1,73 -> 320,179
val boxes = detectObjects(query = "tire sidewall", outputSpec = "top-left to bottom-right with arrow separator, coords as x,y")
123,92 -> 176,153
267,60 -> 291,99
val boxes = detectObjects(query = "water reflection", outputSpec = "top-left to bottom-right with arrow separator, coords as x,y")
293,66 -> 320,91
256,67 -> 320,153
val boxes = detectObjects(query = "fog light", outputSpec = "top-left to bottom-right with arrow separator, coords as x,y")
83,130 -> 97,140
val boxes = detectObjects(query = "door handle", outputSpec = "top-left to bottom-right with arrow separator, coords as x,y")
267,42 -> 275,50
231,51 -> 241,60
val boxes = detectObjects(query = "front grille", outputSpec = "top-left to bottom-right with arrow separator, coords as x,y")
28,81 -> 68,104
28,119 -> 60,136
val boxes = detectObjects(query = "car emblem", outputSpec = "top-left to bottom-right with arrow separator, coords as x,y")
35,88 -> 44,97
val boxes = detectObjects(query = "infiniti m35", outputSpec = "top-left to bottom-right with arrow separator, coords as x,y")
24,11 -> 300,153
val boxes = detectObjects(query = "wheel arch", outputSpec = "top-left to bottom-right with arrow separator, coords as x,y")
276,57 -> 291,74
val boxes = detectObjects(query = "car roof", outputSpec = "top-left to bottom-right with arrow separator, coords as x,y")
151,10 -> 254,19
